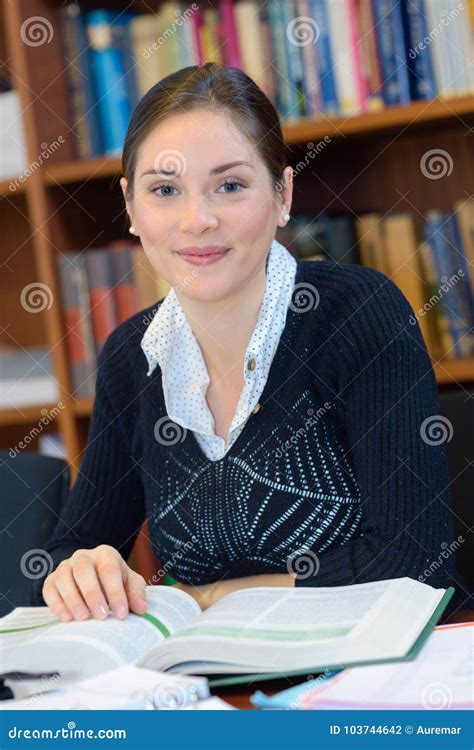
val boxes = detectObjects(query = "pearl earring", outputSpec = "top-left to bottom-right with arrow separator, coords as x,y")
283,213 -> 290,222
129,226 -> 136,235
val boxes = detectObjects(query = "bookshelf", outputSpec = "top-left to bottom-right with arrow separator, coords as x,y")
1,0 -> 474,485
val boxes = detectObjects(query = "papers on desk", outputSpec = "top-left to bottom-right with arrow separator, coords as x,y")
251,622 -> 474,710
0,665 -> 210,710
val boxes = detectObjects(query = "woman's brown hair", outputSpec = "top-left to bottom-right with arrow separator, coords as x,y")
121,62 -> 289,202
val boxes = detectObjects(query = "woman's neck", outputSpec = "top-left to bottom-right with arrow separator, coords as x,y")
175,261 -> 268,381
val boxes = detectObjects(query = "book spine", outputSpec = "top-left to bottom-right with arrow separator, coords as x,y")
84,249 -> 119,354
309,0 -> 339,114
390,0 -> 411,104
110,246 -> 139,324
424,213 -> 470,357
371,0 -> 401,104
403,0 -> 437,100
86,11 -> 132,155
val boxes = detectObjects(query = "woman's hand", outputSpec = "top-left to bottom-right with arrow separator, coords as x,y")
42,545 -> 148,622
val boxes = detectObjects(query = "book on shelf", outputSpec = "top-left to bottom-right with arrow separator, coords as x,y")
0,577 -> 454,695
56,1 -> 474,160
0,345 -> 59,409
55,243 -> 171,398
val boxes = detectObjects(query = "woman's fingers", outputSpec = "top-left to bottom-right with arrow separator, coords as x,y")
42,545 -> 148,621
71,552 -> 111,620
94,552 -> 130,619
123,568 -> 148,614
50,559 -> 92,620
42,571 -> 74,622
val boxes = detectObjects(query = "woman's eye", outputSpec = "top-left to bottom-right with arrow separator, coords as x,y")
150,179 -> 245,198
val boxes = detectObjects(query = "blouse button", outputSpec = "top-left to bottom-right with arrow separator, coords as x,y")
247,357 -> 256,371
252,403 -> 261,414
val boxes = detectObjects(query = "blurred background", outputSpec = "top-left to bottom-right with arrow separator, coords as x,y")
0,1 -> 473,608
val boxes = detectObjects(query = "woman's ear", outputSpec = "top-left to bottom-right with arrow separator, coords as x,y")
120,177 -> 134,228
276,166 -> 293,227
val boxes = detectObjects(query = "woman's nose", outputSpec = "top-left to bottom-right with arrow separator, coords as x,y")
179,198 -> 219,234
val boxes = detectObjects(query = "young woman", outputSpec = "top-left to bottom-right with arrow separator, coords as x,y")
36,63 -> 463,622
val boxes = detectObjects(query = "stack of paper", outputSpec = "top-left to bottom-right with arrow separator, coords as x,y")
252,623 -> 473,710
0,665 -> 209,710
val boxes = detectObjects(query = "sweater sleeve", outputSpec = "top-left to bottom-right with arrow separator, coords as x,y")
28,334 -> 146,606
295,268 -> 467,605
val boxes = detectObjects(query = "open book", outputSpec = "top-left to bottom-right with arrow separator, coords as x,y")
0,577 -> 453,693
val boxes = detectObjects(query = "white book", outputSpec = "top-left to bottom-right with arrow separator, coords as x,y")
0,578 -> 453,696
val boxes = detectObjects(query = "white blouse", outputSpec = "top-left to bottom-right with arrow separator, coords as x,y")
140,238 -> 298,461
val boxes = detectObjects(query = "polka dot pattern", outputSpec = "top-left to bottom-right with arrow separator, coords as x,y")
140,238 -> 297,461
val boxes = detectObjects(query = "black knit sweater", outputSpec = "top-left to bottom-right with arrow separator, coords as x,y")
29,260 -> 471,613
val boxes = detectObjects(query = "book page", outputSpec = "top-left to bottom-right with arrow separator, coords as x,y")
0,586 -> 201,679
297,623 -> 474,709
173,581 -> 393,640
143,579 -> 446,674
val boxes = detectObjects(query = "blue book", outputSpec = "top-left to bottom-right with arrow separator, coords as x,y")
402,0 -> 437,99
372,0 -> 409,105
310,0 -> 339,115
86,10 -> 134,155
446,213 -> 474,347
58,4 -> 103,158
424,212 -> 472,357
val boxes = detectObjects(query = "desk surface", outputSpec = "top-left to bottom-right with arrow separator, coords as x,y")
213,609 -> 474,710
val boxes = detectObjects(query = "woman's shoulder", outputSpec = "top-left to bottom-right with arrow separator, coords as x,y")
295,259 -> 414,321
97,298 -> 166,376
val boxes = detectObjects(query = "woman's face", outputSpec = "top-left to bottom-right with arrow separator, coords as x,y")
120,109 -> 293,303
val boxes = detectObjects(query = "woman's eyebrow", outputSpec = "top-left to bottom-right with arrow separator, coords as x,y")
139,161 -> 255,178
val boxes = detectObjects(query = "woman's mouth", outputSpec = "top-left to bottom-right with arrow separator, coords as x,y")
176,249 -> 231,266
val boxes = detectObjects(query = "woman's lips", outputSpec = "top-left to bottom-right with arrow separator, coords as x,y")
177,249 -> 231,266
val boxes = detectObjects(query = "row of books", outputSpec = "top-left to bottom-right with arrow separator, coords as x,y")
283,201 -> 474,362
53,200 -> 474,402
56,242 -> 171,398
59,1 -> 474,159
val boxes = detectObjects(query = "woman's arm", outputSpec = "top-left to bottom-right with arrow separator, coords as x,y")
28,331 -> 146,607
294,268 -> 463,596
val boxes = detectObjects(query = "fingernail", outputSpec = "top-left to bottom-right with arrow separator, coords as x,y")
115,604 -> 127,618
73,605 -> 89,620
92,604 -> 108,619
59,610 -> 72,622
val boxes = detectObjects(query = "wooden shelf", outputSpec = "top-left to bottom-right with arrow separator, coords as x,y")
283,94 -> 474,143
0,176 -> 28,198
0,403 -> 62,427
40,95 -> 474,187
73,396 -> 94,417
43,155 -> 122,187
432,357 -> 474,386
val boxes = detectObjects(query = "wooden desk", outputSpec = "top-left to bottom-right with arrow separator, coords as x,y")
213,609 -> 474,709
